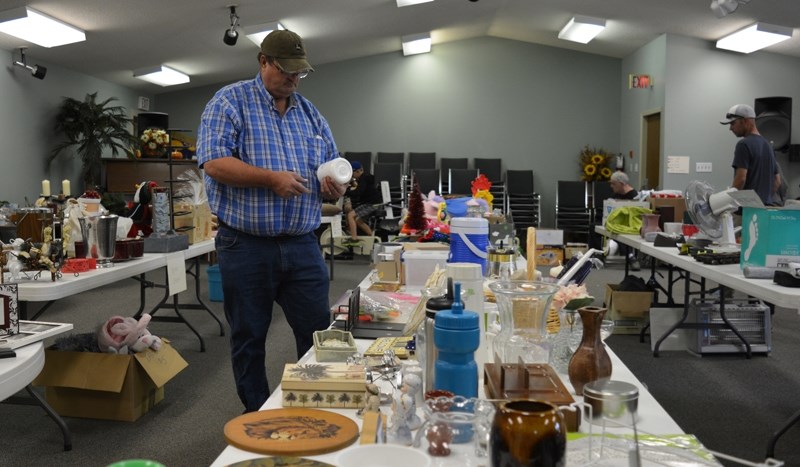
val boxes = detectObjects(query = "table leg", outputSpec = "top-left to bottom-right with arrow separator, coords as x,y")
766,407 -> 800,459
20,385 -> 72,451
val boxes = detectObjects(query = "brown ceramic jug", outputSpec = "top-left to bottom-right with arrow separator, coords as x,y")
568,306 -> 613,395
490,400 -> 566,467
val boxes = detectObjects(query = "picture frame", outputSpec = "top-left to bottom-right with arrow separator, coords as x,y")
0,320 -> 73,350
0,283 -> 19,336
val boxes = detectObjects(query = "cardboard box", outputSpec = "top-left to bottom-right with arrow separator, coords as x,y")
173,202 -> 213,244
535,229 -> 564,246
373,249 -> 401,284
602,200 -> 650,226
564,243 -> 589,260
740,206 -> 800,268
535,246 -> 564,267
280,362 -> 367,408
33,341 -> 188,421
604,283 -> 654,334
649,197 -> 686,224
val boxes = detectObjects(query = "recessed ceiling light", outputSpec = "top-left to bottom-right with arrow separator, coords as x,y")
716,22 -> 793,54
402,32 -> 431,56
558,15 -> 606,44
133,65 -> 191,87
397,0 -> 434,7
0,6 -> 85,48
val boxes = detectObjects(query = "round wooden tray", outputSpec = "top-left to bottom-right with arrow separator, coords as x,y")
226,456 -> 336,467
224,408 -> 359,456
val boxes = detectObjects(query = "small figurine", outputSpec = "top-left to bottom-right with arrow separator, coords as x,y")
357,383 -> 382,417
387,384 -> 414,445
403,373 -> 423,430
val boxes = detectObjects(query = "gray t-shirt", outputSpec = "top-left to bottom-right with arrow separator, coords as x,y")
731,134 -> 778,205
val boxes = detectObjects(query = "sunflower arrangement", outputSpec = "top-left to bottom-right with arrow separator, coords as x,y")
578,145 -> 613,182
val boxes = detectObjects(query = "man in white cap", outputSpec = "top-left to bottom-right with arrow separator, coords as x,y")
720,104 -> 781,206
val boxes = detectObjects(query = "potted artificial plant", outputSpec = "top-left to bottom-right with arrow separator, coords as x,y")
49,92 -> 140,191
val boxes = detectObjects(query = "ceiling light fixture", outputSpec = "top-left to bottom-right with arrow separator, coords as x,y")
710,0 -> 751,19
558,15 -> 606,44
12,47 -> 46,80
244,21 -> 285,47
133,65 -> 190,87
0,6 -> 85,48
401,32 -> 431,56
716,22 -> 793,54
396,0 -> 434,7
223,5 -> 239,46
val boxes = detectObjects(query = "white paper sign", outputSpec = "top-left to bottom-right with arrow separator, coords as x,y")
166,253 -> 188,296
667,156 -> 690,174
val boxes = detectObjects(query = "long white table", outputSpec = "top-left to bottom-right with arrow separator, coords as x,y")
10,239 -> 222,351
211,276 -> 688,466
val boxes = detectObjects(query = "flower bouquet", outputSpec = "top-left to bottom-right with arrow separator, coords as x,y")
140,128 -> 169,158
578,145 -> 613,182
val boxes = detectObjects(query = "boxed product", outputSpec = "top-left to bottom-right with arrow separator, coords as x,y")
604,283 -> 653,334
740,206 -> 800,268
280,362 -> 367,408
535,246 -> 564,267
650,197 -> 686,224
535,229 -> 564,246
33,341 -> 188,421
564,243 -> 589,260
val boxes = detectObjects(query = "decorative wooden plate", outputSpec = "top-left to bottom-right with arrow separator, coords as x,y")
226,456 -> 336,467
224,408 -> 359,456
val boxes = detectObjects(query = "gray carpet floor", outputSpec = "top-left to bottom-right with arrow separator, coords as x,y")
2,253 -> 799,466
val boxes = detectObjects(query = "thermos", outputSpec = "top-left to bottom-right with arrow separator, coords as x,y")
417,278 -> 457,393
434,282 -> 479,398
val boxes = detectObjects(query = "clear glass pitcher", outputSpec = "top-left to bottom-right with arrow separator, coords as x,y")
487,280 -> 558,364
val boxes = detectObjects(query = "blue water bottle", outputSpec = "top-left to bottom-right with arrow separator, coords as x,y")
433,282 -> 479,398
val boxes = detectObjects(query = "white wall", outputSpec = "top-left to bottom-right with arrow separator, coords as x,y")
661,35 -> 800,199
0,48 -> 147,205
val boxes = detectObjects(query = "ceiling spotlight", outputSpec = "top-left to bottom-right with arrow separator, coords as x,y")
12,47 -> 46,80
223,5 -> 239,46
710,0 -> 751,19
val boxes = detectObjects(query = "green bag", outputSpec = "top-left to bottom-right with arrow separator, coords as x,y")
605,206 -> 653,235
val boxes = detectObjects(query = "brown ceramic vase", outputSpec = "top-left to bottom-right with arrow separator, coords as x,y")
490,400 -> 566,467
567,306 -> 612,395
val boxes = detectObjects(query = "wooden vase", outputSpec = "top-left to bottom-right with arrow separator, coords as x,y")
567,306 -> 612,395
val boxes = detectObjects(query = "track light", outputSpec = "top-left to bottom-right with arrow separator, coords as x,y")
12,47 -> 46,80
223,5 -> 239,46
710,0 -> 750,19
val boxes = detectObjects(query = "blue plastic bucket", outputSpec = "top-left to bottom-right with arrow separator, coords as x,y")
449,217 -> 489,274
207,265 -> 223,302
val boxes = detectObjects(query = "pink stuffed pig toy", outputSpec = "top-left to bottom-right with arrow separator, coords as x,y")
97,313 -> 162,354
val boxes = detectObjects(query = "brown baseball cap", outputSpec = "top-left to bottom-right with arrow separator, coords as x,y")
260,30 -> 314,73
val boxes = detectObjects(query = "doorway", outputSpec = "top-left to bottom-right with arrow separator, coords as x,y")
642,112 -> 662,190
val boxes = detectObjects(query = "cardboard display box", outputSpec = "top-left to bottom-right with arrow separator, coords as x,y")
33,341 -> 188,422
649,197 -> 686,224
173,201 -> 213,244
564,243 -> 589,260
740,206 -> 800,268
604,284 -> 654,335
535,229 -> 564,246
535,246 -> 564,267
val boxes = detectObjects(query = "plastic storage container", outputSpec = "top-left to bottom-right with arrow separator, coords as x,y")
207,265 -> 223,302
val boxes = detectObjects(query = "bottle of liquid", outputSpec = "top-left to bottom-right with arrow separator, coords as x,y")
434,282 -> 479,398
417,278 -> 457,393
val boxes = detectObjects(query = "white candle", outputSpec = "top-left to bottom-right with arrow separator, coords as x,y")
42,179 -> 51,196
62,179 -> 71,196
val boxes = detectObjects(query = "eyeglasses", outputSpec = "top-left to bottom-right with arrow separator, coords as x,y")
271,60 -> 309,79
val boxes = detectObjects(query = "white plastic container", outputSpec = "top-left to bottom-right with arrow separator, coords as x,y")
402,250 -> 449,286
316,157 -> 353,184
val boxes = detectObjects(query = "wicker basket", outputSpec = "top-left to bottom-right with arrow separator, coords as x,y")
313,329 -> 357,362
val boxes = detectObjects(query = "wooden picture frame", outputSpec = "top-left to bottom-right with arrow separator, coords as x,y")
0,320 -> 73,350
0,283 -> 19,336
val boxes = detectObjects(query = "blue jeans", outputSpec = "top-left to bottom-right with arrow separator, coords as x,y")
215,227 -> 331,412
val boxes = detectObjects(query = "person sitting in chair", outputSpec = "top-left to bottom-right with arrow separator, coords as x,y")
608,171 -> 641,271
343,161 -> 382,248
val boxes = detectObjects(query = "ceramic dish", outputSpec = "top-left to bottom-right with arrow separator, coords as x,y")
336,444 -> 431,467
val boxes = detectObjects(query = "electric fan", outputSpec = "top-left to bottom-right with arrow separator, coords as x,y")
684,180 -> 740,248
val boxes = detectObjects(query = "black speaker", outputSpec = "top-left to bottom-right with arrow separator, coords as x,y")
136,112 -> 169,135
755,97 -> 791,152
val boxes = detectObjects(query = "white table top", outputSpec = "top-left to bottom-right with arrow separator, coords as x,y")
596,226 -> 800,311
0,341 -> 44,401
12,239 -> 215,302
211,279 -> 686,467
